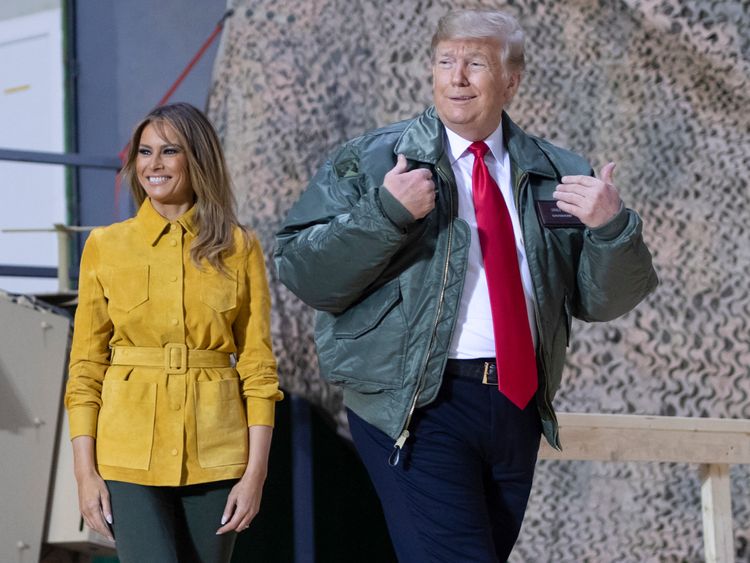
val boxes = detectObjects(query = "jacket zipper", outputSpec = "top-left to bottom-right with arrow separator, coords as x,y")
533,295 -> 560,448
389,162 -> 455,466
518,171 -> 560,449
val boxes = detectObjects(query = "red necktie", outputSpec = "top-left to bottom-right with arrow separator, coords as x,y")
468,141 -> 537,409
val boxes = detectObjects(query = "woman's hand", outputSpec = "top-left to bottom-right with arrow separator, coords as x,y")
216,470 -> 266,534
72,436 -> 114,541
217,425 -> 273,534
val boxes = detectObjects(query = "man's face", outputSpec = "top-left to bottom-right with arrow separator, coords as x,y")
432,38 -> 520,141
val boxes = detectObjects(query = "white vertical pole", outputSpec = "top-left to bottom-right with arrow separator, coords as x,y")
699,463 -> 735,563
55,224 -> 69,292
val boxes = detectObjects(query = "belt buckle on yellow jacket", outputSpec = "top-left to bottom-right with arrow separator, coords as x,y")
164,342 -> 188,374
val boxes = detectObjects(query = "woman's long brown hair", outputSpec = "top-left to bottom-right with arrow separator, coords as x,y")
121,102 -> 246,274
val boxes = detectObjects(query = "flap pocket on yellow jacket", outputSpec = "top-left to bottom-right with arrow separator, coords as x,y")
108,265 -> 149,312
194,378 -> 248,468
97,380 -> 156,470
200,270 -> 237,313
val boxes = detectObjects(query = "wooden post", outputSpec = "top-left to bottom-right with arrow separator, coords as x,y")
55,224 -> 70,292
699,463 -> 735,563
538,414 -> 750,560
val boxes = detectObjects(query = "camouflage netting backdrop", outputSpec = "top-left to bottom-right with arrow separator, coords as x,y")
207,0 -> 750,560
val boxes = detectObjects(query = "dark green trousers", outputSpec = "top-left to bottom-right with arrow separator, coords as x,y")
106,479 -> 237,563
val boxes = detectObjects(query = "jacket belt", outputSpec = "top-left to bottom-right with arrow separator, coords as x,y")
110,344 -> 232,375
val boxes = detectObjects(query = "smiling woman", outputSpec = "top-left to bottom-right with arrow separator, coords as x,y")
121,104 -> 244,274
135,122 -> 194,219
64,102 -> 283,563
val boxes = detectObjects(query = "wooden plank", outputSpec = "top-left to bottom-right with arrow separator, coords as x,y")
539,413 -> 750,464
700,464 -> 735,563
554,413 -> 750,434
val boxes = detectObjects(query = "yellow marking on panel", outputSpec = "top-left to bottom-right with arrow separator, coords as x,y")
4,84 -> 31,95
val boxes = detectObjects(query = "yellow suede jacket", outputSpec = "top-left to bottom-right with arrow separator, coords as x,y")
65,199 -> 283,486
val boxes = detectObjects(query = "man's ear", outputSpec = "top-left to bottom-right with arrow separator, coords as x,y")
506,71 -> 523,103
508,72 -> 522,97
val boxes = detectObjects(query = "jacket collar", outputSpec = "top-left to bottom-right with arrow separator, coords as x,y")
393,106 -> 446,164
135,198 -> 198,246
503,115 -> 557,179
394,106 -> 557,179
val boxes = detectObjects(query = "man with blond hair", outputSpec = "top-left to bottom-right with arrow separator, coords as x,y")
276,9 -> 657,561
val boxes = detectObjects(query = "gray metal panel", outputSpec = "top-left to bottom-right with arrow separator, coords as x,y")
0,297 -> 70,563
47,409 -> 116,555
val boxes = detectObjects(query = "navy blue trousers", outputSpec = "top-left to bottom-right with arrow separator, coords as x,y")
348,365 -> 542,563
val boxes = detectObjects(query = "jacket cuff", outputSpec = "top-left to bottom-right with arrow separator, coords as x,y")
68,407 -> 99,439
377,187 -> 415,230
246,397 -> 276,427
589,204 -> 628,241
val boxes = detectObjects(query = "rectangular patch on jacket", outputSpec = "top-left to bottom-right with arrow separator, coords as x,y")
535,200 -> 585,228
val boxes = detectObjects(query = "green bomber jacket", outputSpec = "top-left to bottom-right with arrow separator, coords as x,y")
275,106 -> 658,452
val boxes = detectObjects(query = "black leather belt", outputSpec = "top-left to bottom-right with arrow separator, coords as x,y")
444,358 -> 498,385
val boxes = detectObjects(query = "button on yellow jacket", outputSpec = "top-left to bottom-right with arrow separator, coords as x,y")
65,199 -> 283,486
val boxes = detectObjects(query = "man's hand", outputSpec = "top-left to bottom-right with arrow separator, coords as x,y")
553,162 -> 623,228
383,154 -> 436,220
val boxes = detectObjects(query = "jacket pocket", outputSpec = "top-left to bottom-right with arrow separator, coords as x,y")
107,265 -> 149,311
194,378 -> 248,468
97,380 -> 156,470
200,269 -> 237,313
319,278 -> 408,392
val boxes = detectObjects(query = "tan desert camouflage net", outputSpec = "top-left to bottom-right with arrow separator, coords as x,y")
208,0 -> 750,559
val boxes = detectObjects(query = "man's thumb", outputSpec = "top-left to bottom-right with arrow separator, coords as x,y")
391,153 -> 408,174
599,161 -> 616,184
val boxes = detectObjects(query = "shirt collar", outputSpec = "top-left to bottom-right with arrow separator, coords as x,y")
176,205 -> 198,237
443,123 -> 506,168
135,199 -> 198,246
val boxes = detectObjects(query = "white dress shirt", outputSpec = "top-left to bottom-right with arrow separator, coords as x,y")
445,124 -> 539,359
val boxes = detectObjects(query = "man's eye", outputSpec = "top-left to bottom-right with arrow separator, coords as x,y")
438,59 -> 453,68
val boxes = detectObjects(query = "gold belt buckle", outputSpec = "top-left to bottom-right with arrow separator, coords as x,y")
164,343 -> 188,375
482,362 -> 491,385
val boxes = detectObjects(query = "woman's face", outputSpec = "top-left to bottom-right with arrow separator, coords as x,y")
136,121 -> 194,215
